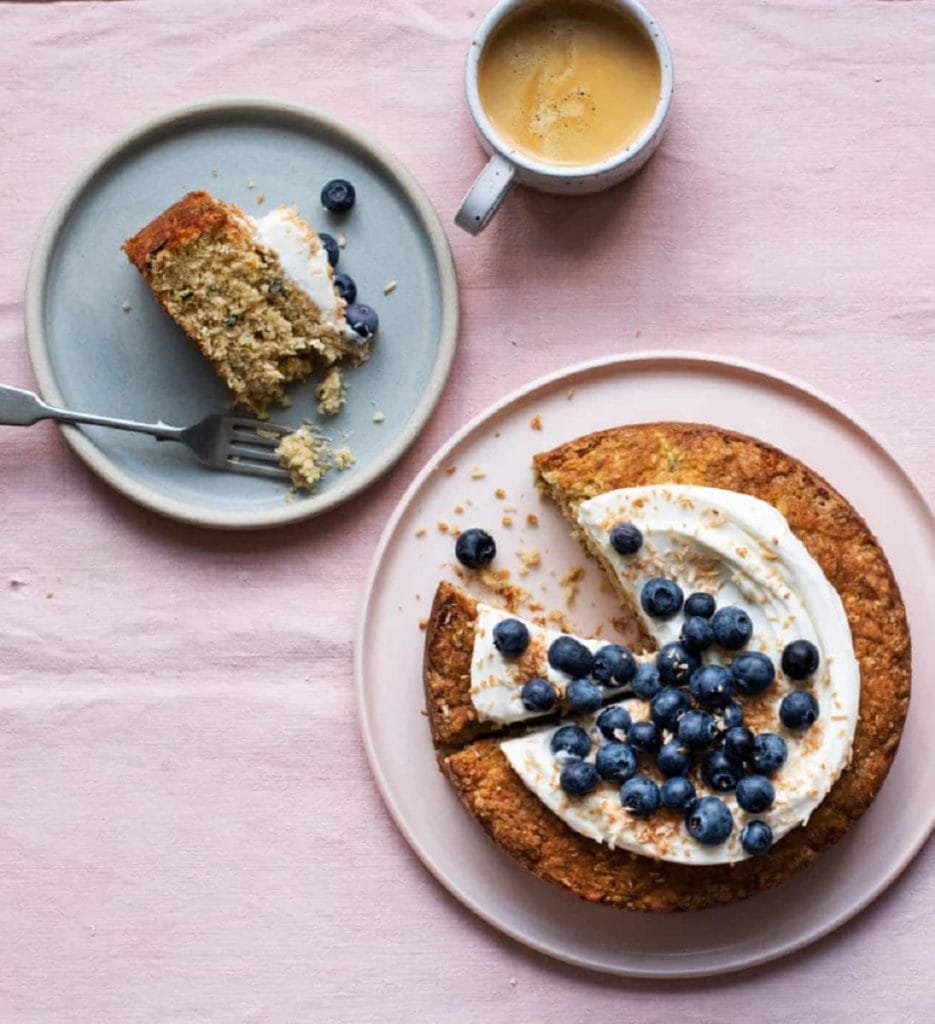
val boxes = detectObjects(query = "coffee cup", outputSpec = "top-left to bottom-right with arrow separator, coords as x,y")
455,0 -> 674,235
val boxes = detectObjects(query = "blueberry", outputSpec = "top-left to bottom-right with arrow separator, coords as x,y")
781,639 -> 820,680
566,678 -> 602,714
319,231 -> 340,267
345,303 -> 379,340
689,665 -> 734,708
632,662 -> 661,699
627,720 -> 660,755
684,592 -> 716,619
751,732 -> 788,775
685,796 -> 733,845
620,775 -> 660,817
731,651 -> 775,695
719,702 -> 745,730
592,644 -> 637,687
740,819 -> 773,856
779,690 -> 820,730
640,577 -> 684,620
492,618 -> 529,657
657,739 -> 692,778
560,760 -> 599,797
723,726 -> 755,763
681,616 -> 714,653
736,774 -> 776,813
332,271 -> 357,304
321,178 -> 356,213
595,742 -> 637,783
701,748 -> 741,791
550,725 -> 591,761
520,677 -> 556,712
454,528 -> 495,569
661,776 -> 696,811
650,688 -> 691,731
678,709 -> 718,748
609,522 -> 643,555
656,642 -> 700,687
548,636 -> 595,678
712,606 -> 753,649
596,705 -> 632,741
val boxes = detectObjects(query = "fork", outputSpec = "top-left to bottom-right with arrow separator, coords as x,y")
0,384 -> 293,481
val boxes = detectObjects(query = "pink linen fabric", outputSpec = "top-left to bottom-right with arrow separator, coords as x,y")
0,1 -> 933,1021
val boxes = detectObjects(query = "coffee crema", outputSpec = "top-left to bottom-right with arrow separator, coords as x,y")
477,1 -> 662,167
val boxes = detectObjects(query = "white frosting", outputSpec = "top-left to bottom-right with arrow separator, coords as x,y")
251,208 -> 357,341
499,485 -> 860,865
470,604 -> 621,724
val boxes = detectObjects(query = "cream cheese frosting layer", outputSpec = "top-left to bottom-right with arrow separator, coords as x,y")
470,604 -> 621,725
251,207 -> 356,341
500,485 -> 860,865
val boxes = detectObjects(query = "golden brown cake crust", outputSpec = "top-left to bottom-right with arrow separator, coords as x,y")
435,423 -> 911,911
122,191 -> 239,271
423,582 -> 485,749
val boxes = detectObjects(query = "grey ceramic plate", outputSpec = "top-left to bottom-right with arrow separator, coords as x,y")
26,96 -> 458,529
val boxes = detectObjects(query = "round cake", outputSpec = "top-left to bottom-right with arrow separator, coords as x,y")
425,423 -> 911,911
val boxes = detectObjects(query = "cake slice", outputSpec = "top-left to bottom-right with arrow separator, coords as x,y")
424,581 -> 642,748
123,191 -> 368,416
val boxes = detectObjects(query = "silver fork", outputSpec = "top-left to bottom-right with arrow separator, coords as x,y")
0,384 -> 293,481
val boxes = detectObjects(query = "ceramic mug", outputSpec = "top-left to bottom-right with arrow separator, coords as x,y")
455,0 -> 674,235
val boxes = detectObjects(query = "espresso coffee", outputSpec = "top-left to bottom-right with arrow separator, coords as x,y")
477,1 -> 662,167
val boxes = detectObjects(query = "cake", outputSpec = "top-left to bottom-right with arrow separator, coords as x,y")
123,191 -> 369,417
426,423 -> 911,910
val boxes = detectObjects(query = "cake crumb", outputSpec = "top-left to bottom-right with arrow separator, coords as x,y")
530,414 -> 542,431
469,466 -> 486,480
45,592 -> 54,600
256,192 -> 265,205
383,280 -> 397,295
526,513 -> 539,527
415,527 -> 427,538
276,425 -> 332,492
494,488 -> 507,500
509,978 -> 517,987
372,410 -> 385,423
516,549 -> 541,576
211,168 -> 219,177
9,578 -> 26,589
246,176 -> 255,190
566,388 -> 575,400
444,465 -> 457,476
454,504 -> 464,515
121,301 -> 132,312
315,367 -> 346,417
437,522 -> 450,533
502,515 -> 513,527
560,566 -> 585,606
337,232 -> 347,248
418,617 -> 428,630
332,446 -> 355,470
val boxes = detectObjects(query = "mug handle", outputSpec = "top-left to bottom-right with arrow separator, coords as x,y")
455,153 -> 515,235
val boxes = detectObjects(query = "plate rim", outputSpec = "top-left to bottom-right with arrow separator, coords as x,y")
24,94 -> 460,530
354,349 -> 934,979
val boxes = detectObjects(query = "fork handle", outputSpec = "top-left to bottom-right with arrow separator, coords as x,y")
0,384 -> 183,441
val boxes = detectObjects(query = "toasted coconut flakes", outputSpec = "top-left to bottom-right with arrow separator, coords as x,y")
530,414 -> 542,431
372,410 -> 385,423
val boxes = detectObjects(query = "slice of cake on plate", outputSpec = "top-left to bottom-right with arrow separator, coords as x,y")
123,191 -> 370,417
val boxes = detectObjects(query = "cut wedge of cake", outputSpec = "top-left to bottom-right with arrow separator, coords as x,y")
424,580 -> 645,748
123,191 -> 369,416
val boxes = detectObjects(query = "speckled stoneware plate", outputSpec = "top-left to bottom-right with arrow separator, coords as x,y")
26,96 -> 458,529
356,352 -> 934,979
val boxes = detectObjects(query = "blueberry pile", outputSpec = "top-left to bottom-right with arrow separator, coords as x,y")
537,520 -> 825,855
316,178 -> 379,341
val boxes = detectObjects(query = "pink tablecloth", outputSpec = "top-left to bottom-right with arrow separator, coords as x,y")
1,1 -> 933,1020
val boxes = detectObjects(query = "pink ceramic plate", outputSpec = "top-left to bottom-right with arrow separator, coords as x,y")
355,352 -> 933,978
